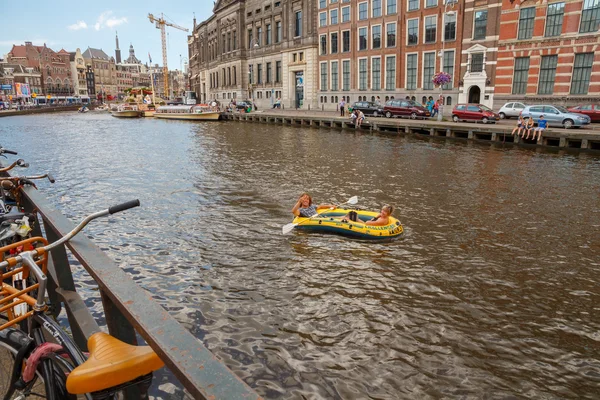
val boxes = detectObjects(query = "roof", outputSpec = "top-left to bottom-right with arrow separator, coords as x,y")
8,45 -> 27,58
58,48 -> 70,55
82,47 -> 111,60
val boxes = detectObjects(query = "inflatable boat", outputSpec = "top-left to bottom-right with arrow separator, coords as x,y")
291,208 -> 403,240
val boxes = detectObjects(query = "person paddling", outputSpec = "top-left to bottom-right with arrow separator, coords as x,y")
292,193 -> 336,217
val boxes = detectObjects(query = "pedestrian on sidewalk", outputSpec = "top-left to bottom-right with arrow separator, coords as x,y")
431,99 -> 439,118
339,98 -> 346,117
426,96 -> 434,115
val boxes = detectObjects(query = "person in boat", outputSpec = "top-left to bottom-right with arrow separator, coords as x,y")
341,204 -> 394,226
292,193 -> 336,218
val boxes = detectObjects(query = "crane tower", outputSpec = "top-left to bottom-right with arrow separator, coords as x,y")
148,13 -> 189,99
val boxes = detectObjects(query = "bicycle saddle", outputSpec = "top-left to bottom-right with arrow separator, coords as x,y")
66,332 -> 164,394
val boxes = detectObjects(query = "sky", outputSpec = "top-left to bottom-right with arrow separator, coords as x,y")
0,1 -> 213,70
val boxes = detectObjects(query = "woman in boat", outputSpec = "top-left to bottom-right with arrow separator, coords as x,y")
292,193 -> 336,218
342,204 -> 394,226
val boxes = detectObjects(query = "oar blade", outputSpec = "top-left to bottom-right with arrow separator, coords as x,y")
347,196 -> 358,205
282,222 -> 297,235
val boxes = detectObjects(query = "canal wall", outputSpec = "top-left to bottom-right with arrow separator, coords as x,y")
223,112 -> 600,152
0,105 -> 81,118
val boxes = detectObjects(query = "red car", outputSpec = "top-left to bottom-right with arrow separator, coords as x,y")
452,103 -> 500,124
567,105 -> 600,123
383,100 -> 431,119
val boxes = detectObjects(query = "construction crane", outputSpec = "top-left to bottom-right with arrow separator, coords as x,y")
148,13 -> 188,99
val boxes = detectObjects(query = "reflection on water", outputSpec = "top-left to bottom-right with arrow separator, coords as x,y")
1,113 -> 599,399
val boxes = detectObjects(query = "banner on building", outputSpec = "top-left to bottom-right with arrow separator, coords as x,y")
0,84 -> 12,90
14,83 -> 31,97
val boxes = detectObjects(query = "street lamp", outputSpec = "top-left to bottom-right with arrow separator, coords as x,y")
248,39 -> 259,101
437,3 -> 457,121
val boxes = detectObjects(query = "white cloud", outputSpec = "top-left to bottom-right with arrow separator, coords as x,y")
94,11 -> 127,31
67,21 -> 88,31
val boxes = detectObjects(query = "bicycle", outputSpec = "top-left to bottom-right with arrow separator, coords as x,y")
0,200 -> 165,399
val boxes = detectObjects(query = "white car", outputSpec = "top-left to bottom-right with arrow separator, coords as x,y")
498,102 -> 526,119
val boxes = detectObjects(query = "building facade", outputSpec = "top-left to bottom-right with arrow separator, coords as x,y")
0,64 -> 42,102
317,0 -> 464,110
82,47 -> 117,100
189,0 -> 319,109
495,0 -> 600,108
457,0 -> 501,108
70,48 -> 89,97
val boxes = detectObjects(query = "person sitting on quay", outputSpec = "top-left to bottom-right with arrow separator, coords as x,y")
272,97 -> 282,109
523,116 -> 535,139
353,109 -> 365,128
512,115 -> 525,136
292,193 -> 336,218
533,115 -> 547,141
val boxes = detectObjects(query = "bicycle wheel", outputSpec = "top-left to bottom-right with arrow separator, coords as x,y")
0,328 -> 74,399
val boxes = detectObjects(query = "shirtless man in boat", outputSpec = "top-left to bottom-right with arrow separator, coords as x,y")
341,204 -> 394,226
292,193 -> 336,218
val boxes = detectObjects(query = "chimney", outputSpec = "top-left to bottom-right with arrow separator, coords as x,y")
25,41 -> 32,46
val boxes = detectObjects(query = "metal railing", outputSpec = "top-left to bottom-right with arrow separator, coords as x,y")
16,186 -> 260,400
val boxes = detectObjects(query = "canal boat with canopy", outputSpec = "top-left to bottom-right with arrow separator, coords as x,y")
286,208 -> 404,240
111,104 -> 142,118
154,105 -> 221,121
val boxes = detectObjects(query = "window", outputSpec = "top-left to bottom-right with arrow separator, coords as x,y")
320,35 -> 328,55
512,57 -> 529,94
470,53 -> 484,72
266,24 -> 272,45
222,34 -> 226,52
331,9 -> 338,24
444,13 -> 456,40
359,59 -> 368,90
359,27 -> 368,50
300,52 -> 304,61
320,12 -> 327,27
538,55 -> 557,94
321,62 -> 328,91
276,21 -> 282,42
443,50 -> 454,90
373,25 -> 381,49
372,57 -> 381,90
266,62 -> 272,83
257,63 -> 263,84
571,53 -> 594,94
518,7 -> 535,39
425,16 -> 436,43
580,0 -> 600,33
295,11 -> 302,37
257,27 -> 263,45
233,66 -> 237,85
342,6 -> 350,22
406,54 -> 417,89
248,29 -> 253,48
408,19 -> 419,45
408,0 -> 419,11
386,23 -> 397,47
233,31 -> 237,49
342,30 -> 351,52
545,3 -> 564,37
426,0 -> 437,7
343,60 -> 350,90
276,61 -> 282,82
387,0 -> 397,14
373,0 -> 382,17
332,61 -> 339,90
359,2 -> 368,20
423,52 -> 435,90
331,32 -> 339,53
249,64 -> 253,84
227,32 -> 231,52
319,0 -> 326,8
473,10 -> 487,40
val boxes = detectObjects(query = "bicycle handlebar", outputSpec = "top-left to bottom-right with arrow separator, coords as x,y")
0,199 -> 140,311
0,159 -> 29,172
2,149 -> 17,155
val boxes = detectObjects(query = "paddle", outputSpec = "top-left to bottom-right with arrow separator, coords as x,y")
282,196 -> 358,235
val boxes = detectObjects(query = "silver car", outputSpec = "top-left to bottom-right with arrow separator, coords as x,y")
498,102 -> 526,119
520,105 -> 591,129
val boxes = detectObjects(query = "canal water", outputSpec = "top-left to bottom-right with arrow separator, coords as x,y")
1,113 -> 599,399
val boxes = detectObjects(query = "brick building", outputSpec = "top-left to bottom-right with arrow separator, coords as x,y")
82,47 -> 117,100
317,0 -> 464,110
457,0 -> 502,108
495,0 -> 600,108
189,0 -> 319,109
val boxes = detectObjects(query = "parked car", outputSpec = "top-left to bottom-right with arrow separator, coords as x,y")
520,105 -> 590,129
234,100 -> 253,111
452,104 -> 500,123
498,102 -> 526,119
383,100 -> 430,119
350,101 -> 384,117
567,104 -> 600,123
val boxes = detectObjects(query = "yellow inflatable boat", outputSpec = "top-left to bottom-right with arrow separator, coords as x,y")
291,208 -> 404,240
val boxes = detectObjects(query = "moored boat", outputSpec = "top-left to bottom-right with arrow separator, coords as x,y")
291,208 -> 404,240
111,104 -> 142,118
154,105 -> 221,121
142,110 -> 155,117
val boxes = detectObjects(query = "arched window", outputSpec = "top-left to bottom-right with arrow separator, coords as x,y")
411,96 -> 416,101
331,96 -> 334,103
446,96 -> 452,106
335,96 -> 338,103
385,96 -> 389,101
390,96 -> 394,100
422,96 -> 427,104
371,96 -> 375,102
55,78 -> 62,88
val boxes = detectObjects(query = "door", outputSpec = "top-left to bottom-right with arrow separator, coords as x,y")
467,105 -> 481,120
468,86 -> 481,104
513,102 -> 525,117
294,71 -> 304,108
593,105 -> 600,122
543,106 -> 561,125
400,101 -> 411,116
577,104 -> 593,120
